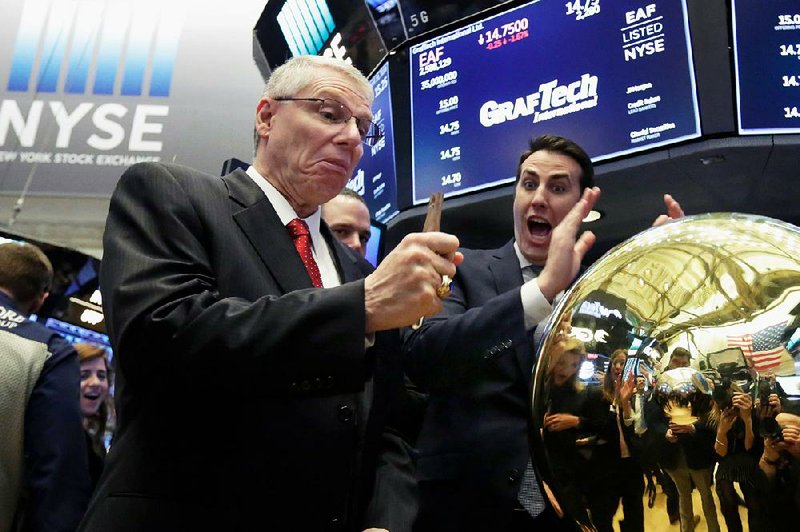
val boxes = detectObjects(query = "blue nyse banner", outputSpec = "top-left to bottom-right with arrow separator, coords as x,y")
733,0 -> 800,134
349,61 -> 399,222
0,0 -> 265,197
408,0 -> 701,204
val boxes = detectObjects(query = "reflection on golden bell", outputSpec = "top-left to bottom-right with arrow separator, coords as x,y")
532,213 -> 800,532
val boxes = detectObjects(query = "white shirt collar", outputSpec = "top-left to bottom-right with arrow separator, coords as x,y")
245,165 -> 322,238
244,165 -> 340,288
513,241 -> 539,271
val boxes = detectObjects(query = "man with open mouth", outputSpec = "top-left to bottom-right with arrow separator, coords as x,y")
403,134 -> 682,532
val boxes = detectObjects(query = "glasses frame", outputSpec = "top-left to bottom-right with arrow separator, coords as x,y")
275,97 -> 383,147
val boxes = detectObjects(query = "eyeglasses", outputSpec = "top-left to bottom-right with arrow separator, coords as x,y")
275,97 -> 383,147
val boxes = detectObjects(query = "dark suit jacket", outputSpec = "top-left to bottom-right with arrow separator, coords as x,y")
403,241 -> 539,531
79,163 -> 414,532
645,398 -> 716,471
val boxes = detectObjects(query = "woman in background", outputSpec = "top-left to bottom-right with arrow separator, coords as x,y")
75,343 -> 112,489
542,337 -> 592,527
585,348 -> 643,532
712,387 -> 765,532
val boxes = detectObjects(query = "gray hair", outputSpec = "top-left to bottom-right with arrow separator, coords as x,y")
263,55 -> 373,103
253,56 -> 373,153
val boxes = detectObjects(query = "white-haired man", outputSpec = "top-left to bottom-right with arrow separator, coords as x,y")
79,56 -> 460,532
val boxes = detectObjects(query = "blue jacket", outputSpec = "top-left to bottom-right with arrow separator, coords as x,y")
0,291 -> 90,531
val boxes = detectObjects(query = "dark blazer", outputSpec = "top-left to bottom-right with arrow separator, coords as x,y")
403,241 -> 540,531
645,398 -> 716,471
79,163 -> 413,532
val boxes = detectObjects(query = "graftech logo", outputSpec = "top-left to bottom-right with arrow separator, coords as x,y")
6,0 -> 184,97
277,0 -> 336,57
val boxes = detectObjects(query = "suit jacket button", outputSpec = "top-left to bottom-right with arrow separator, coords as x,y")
338,404 -> 354,423
300,380 -> 311,391
507,468 -> 521,483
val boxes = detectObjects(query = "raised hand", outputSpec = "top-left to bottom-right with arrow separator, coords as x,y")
537,186 -> 601,301
732,392 -> 753,420
652,194 -> 684,227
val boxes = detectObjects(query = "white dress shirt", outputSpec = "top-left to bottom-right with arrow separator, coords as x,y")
246,166 -> 340,287
514,242 -> 559,331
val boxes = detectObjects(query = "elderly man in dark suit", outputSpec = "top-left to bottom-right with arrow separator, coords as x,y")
79,55 -> 460,532
403,135 -> 682,531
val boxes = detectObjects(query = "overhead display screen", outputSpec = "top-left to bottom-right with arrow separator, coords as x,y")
350,61 -> 399,222
397,0 -> 513,38
733,0 -> 800,134
408,0 -> 701,204
254,0 -> 386,76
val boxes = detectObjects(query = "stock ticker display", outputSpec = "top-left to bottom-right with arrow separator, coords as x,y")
408,0 -> 701,204
733,0 -> 800,134
350,61 -> 399,222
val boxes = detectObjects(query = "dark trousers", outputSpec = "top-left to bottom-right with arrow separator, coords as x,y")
587,458 -> 645,532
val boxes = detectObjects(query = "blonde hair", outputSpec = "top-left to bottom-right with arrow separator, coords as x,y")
548,337 -> 587,390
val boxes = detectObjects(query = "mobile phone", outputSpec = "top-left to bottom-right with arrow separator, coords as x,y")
622,356 -> 640,382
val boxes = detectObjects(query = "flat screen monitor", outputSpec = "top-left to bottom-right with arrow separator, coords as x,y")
397,0 -> 514,38
732,0 -> 800,134
408,0 -> 701,204
44,317 -> 111,352
254,0 -> 386,75
364,219 -> 387,267
350,60 -> 400,222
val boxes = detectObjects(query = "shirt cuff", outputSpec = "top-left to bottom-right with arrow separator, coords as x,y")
521,279 -> 553,331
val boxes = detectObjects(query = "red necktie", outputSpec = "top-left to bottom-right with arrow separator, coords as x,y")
287,218 -> 323,288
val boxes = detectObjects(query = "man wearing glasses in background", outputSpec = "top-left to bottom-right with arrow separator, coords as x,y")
79,56 -> 461,532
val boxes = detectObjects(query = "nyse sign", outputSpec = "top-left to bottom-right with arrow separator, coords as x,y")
0,100 -> 167,151
0,100 -> 166,167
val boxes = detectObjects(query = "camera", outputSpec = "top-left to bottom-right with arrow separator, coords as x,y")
757,376 -> 783,440
711,362 -> 742,409
759,414 -> 784,441
757,377 -> 777,407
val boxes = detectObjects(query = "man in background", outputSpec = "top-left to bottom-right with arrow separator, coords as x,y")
404,134 -> 681,531
322,188 -> 372,258
648,346 -> 719,531
0,241 -> 90,532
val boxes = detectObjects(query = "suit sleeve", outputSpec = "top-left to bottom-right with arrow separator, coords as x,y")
362,427 -> 418,532
101,163 -> 368,395
23,342 -> 91,532
402,269 -> 529,392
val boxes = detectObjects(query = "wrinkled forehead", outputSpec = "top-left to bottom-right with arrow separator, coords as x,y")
300,67 -> 373,112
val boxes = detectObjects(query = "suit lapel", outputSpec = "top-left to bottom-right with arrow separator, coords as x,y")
489,241 -> 537,383
224,169 -> 314,293
488,241 -> 524,295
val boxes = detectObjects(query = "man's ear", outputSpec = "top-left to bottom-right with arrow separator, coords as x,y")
29,291 -> 48,314
255,98 -> 276,142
